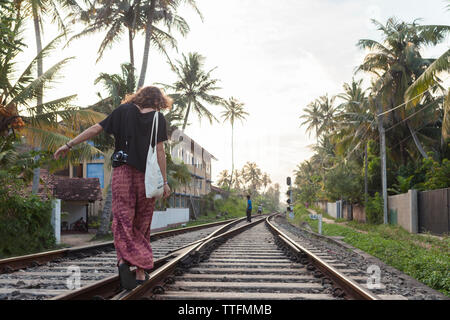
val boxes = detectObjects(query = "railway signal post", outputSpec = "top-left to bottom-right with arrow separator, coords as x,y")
286,177 -> 294,219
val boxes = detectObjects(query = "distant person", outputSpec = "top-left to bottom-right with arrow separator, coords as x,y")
54,86 -> 172,290
257,204 -> 262,215
246,195 -> 252,222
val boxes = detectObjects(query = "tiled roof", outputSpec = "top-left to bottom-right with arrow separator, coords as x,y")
210,185 -> 228,195
52,176 -> 102,202
36,169 -> 102,202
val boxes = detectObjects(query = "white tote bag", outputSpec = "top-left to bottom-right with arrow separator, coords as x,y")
144,111 -> 164,199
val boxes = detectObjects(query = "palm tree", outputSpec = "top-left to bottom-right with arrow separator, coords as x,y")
137,0 -> 202,88
69,0 -> 191,79
357,18 -> 450,159
159,52 -> 223,130
300,100 -> 321,139
0,25 -> 104,166
261,172 -> 271,193
231,169 -> 244,191
20,0 -> 84,193
217,169 -> 231,189
221,97 -> 249,184
334,79 -> 378,204
300,94 -> 338,141
242,162 -> 262,196
404,49 -> 449,150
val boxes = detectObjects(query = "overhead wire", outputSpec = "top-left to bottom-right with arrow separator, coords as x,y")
376,78 -> 448,118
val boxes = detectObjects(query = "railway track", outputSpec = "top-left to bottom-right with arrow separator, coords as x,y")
102,214 -> 386,300
1,213 -> 418,300
0,217 -> 248,300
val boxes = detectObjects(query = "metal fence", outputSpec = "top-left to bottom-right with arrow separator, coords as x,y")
418,188 -> 450,235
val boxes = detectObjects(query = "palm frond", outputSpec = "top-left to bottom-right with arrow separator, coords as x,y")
404,49 -> 450,109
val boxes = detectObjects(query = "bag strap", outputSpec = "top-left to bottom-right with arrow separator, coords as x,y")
149,111 -> 159,150
124,108 -> 131,153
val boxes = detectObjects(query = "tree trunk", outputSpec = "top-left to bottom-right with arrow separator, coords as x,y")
97,172 -> 113,237
128,28 -> 135,69
406,120 -> 429,159
364,141 -> 368,207
137,0 -> 156,89
182,100 -> 192,130
31,6 -> 43,195
230,123 -> 234,187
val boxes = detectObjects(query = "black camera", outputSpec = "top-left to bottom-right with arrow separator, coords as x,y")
112,150 -> 128,167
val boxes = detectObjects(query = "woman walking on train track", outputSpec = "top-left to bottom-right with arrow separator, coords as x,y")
54,86 -> 172,290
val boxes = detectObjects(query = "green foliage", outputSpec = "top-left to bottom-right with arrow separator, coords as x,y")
365,192 -> 384,224
388,175 -> 414,194
213,195 -> 247,218
316,222 -> 450,296
0,178 -> 55,258
0,135 -> 56,258
415,156 -> 450,191
0,135 -> 58,182
324,160 -> 363,202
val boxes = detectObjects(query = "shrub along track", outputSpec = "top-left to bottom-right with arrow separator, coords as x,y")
111,214 -> 407,301
0,218 -> 248,300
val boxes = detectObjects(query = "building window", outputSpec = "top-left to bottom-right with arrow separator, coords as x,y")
73,164 -> 83,178
87,163 -> 104,188
176,196 -> 181,208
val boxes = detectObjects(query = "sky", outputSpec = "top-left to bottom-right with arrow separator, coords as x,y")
16,0 -> 450,195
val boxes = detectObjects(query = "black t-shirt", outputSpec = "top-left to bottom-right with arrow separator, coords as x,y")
98,103 -> 168,173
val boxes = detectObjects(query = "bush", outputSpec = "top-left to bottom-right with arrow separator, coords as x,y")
365,192 -> 383,224
416,157 -> 450,191
0,178 -> 55,258
213,195 -> 246,218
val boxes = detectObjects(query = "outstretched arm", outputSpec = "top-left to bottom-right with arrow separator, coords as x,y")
53,124 -> 104,160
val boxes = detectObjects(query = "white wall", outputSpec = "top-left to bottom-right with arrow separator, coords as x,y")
150,208 -> 190,231
327,202 -> 337,218
52,199 -> 61,244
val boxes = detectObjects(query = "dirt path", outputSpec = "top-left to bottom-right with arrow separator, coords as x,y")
60,233 -> 106,247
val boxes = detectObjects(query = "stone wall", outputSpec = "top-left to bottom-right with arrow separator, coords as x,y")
150,208 -> 190,232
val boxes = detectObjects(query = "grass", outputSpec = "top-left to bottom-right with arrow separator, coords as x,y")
288,204 -> 450,297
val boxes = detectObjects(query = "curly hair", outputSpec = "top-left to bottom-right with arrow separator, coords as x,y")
122,86 -> 172,110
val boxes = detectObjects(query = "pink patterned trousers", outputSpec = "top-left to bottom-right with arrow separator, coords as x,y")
111,164 -> 155,270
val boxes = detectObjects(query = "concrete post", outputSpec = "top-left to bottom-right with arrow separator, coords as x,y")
51,199 -> 61,244
409,189 -> 418,234
336,201 -> 340,219
318,214 -> 322,235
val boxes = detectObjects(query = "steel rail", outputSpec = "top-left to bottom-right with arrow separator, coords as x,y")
265,214 -> 380,300
116,215 -> 271,300
0,218 -> 239,274
53,216 -> 249,300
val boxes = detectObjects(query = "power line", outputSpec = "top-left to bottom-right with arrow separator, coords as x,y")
376,78 -> 448,118
384,99 -> 438,133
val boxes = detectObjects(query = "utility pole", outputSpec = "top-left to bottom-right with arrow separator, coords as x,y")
376,98 -> 388,224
